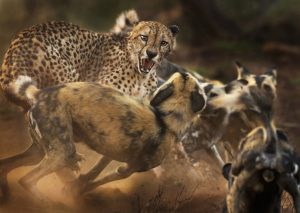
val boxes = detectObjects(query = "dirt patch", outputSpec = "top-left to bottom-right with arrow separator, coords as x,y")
0,110 -> 227,212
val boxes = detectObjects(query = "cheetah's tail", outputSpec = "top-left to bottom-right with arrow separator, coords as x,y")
111,9 -> 139,34
12,75 -> 39,104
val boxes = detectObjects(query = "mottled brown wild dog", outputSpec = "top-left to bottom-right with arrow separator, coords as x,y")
0,10 -> 179,200
2,72 -> 206,200
180,62 -> 277,166
222,126 -> 300,213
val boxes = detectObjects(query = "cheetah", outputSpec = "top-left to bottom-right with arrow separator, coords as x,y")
0,20 -> 179,110
0,15 -> 179,200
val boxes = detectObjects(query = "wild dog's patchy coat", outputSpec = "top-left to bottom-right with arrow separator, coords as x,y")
4,72 -> 206,199
223,127 -> 300,213
0,12 -> 179,200
180,63 -> 278,165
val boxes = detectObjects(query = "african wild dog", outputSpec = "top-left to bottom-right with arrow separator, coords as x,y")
222,126 -> 300,213
179,62 -> 278,166
0,72 -> 206,200
0,10 -> 177,200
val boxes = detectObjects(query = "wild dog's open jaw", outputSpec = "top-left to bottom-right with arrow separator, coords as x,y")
139,58 -> 155,74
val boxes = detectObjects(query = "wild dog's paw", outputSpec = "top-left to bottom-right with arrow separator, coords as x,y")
68,153 -> 85,173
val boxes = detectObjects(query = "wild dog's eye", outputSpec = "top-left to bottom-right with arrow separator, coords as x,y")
238,79 -> 248,85
160,40 -> 168,47
209,92 -> 218,98
140,35 -> 148,42
263,84 -> 272,92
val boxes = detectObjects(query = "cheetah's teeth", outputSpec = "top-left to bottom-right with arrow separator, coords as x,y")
140,58 -> 154,73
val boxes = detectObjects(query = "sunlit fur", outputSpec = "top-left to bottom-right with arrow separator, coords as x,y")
127,21 -> 178,75
1,72 -> 206,199
1,18 -> 178,110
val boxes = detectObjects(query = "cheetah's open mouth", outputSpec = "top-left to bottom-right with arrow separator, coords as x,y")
139,58 -> 155,74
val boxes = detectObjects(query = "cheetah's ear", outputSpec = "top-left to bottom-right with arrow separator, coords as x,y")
150,83 -> 174,107
169,25 -> 179,36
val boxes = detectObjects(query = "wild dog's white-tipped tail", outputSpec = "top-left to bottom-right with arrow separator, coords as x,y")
111,9 -> 139,34
12,75 -> 39,104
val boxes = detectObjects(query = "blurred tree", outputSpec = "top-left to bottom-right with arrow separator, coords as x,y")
179,0 -> 300,45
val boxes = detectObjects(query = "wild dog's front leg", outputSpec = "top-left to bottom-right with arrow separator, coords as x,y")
63,156 -> 112,195
210,144 -> 225,166
79,156 -> 112,182
18,134 -> 81,203
82,164 -> 134,193
18,157 -> 61,203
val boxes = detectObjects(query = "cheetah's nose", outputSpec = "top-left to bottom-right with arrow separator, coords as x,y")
146,50 -> 158,59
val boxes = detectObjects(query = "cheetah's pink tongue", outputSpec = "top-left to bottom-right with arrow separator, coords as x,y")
142,58 -> 154,71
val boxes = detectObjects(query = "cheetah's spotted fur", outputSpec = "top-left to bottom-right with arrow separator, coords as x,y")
0,20 -> 179,109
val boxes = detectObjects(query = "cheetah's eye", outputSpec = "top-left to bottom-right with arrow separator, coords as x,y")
160,41 -> 168,47
140,35 -> 148,42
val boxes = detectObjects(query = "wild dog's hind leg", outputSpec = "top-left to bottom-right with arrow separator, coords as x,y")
18,157 -> 58,202
0,142 -> 44,201
79,156 -> 112,182
18,141 -> 82,202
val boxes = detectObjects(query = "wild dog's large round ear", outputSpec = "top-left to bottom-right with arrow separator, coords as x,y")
235,61 -> 250,79
150,83 -> 174,107
169,25 -> 179,36
224,83 -> 233,94
265,68 -> 277,84
190,90 -> 206,113
222,163 -> 232,180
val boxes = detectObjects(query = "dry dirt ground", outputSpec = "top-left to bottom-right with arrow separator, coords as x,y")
0,54 -> 299,212
0,107 -> 227,213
